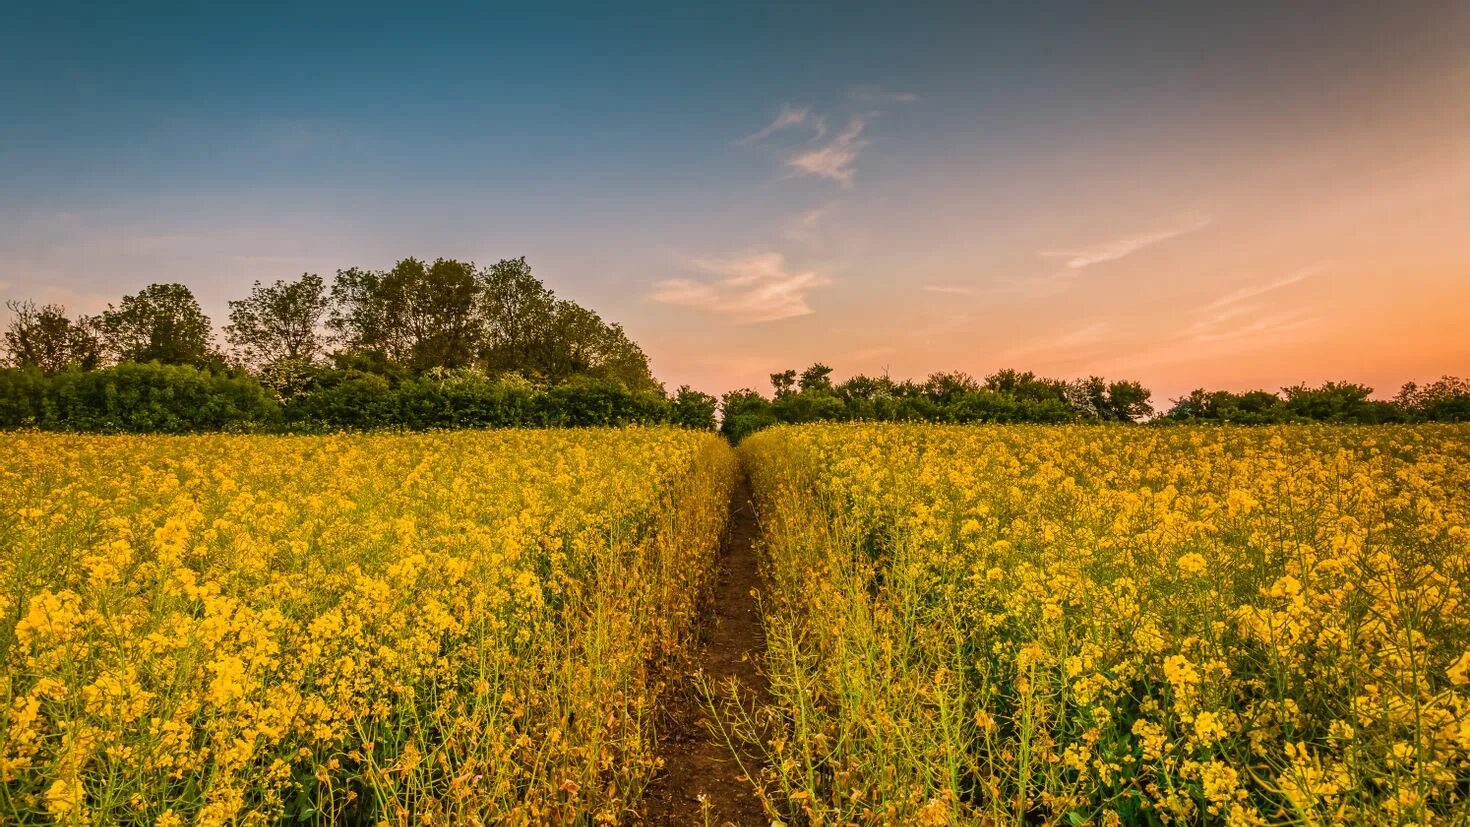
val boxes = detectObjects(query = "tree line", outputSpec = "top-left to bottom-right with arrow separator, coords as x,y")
0,257 -> 720,432
3,262 -> 1466,435
1163,378 -> 1470,425
3,257 -> 657,387
717,364 -> 1470,441
718,366 -> 1154,441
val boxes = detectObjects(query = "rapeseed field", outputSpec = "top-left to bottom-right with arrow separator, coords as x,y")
1,429 -> 735,824
740,424 -> 1470,825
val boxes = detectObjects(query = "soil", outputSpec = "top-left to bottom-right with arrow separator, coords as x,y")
640,471 -> 770,826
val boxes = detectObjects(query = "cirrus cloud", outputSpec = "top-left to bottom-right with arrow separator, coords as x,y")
742,89 -> 914,187
786,115 -> 870,186
738,104 -> 819,144
1044,215 -> 1213,270
648,252 -> 832,323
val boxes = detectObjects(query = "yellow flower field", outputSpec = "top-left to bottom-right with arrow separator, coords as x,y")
0,429 -> 736,824
740,424 -> 1470,825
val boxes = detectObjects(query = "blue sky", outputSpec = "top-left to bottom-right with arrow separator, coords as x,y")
3,1 -> 1467,398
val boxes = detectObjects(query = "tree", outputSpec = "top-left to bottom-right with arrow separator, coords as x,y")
720,388 -> 777,442
769,370 -> 797,398
985,369 -> 1069,404
224,273 -> 330,369
1396,376 -> 1470,422
481,257 -> 556,371
329,258 -> 483,371
798,363 -> 835,393
922,371 -> 980,403
1103,379 -> 1154,422
836,373 -> 896,402
537,300 -> 659,391
1165,388 -> 1287,423
329,255 -> 659,388
95,283 -> 215,366
1069,376 -> 1154,422
582,320 -> 657,391
1281,381 -> 1376,422
669,386 -> 718,430
2,300 -> 103,373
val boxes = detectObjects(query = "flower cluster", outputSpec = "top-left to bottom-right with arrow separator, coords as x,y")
741,424 -> 1470,824
1,428 -> 736,824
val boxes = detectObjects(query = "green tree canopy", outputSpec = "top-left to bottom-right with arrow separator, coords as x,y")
95,283 -> 215,366
225,273 -> 331,369
329,258 -> 483,371
329,255 -> 658,389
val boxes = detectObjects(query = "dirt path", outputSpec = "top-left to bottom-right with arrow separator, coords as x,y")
641,471 -> 769,826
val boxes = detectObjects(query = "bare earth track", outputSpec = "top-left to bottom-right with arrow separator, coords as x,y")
641,471 -> 769,826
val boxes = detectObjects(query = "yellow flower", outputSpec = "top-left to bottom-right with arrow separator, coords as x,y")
45,777 -> 82,816
1193,711 -> 1228,746
1448,650 -> 1470,686
1176,552 -> 1208,577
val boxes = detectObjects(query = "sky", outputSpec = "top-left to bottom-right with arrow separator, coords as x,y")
2,0 -> 1467,403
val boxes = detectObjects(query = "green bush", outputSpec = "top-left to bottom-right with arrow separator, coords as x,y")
280,371 -> 397,430
538,378 -> 669,427
0,367 -> 47,427
0,362 -> 280,432
669,386 -> 718,431
394,370 -> 539,429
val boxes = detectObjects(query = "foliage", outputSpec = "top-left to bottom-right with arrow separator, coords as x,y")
1070,375 -> 1155,422
720,364 -> 1153,441
736,423 -> 1470,824
668,386 -> 719,431
0,365 -> 717,433
329,258 -> 484,371
479,256 -> 557,373
1165,380 -> 1470,424
1397,376 -> 1470,423
0,362 -> 278,433
280,369 -> 398,431
94,283 -> 216,367
224,273 -> 331,369
0,429 -> 737,822
0,368 -> 49,427
1,301 -> 102,374
719,388 -> 780,443
329,256 -> 659,389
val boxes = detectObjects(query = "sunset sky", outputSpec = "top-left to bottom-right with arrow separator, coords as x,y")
2,1 -> 1467,402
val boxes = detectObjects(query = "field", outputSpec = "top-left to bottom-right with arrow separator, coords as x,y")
0,429 -> 736,824
4,423 -> 1469,825
739,424 -> 1470,825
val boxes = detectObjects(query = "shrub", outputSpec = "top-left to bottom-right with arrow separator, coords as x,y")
0,367 -> 47,427
538,378 -> 669,427
669,386 -> 718,431
0,362 -> 279,432
281,370 -> 397,430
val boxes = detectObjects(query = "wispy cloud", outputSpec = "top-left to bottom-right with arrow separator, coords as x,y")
648,252 -> 832,323
922,284 -> 975,295
1190,309 -> 1318,343
787,115 -> 870,186
1200,262 -> 1328,311
1045,215 -> 1212,270
742,89 -> 914,187
1184,263 -> 1327,344
738,104 -> 816,144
